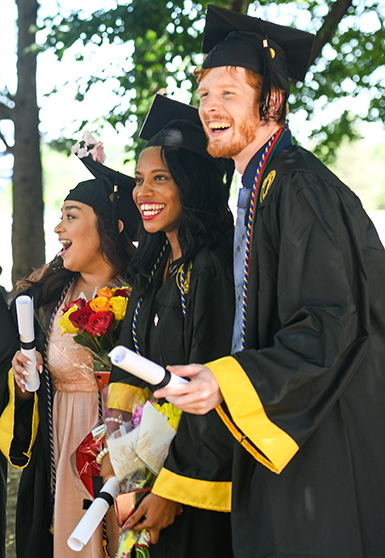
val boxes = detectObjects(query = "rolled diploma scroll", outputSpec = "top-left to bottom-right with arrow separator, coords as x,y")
109,346 -> 188,388
15,295 -> 40,392
67,476 -> 120,551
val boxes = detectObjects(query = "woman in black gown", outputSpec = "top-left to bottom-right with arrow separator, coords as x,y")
109,94 -> 236,558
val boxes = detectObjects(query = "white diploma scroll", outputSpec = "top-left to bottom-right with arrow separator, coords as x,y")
15,295 -> 40,392
67,476 -> 120,551
109,346 -> 188,388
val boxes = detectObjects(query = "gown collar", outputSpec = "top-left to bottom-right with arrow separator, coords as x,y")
242,128 -> 293,188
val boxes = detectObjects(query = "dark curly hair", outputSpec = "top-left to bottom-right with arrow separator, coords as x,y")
129,145 -> 234,295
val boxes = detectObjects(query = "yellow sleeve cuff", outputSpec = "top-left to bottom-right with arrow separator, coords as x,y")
207,356 -> 299,474
0,368 -> 39,468
153,467 -> 231,512
107,383 -> 148,413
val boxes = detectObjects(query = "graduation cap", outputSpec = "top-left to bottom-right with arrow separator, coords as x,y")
139,93 -> 234,180
201,4 -> 314,106
66,156 -> 140,241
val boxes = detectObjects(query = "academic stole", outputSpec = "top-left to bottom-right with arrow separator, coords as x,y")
240,124 -> 289,350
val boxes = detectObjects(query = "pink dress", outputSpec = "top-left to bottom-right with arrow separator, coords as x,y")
47,297 -> 103,558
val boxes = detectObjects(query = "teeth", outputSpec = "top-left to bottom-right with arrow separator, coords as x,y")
208,122 -> 231,130
141,204 -> 165,210
141,203 -> 165,216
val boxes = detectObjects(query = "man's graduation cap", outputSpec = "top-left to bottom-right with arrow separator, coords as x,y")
67,156 -> 140,241
201,4 -> 314,110
139,93 -> 234,180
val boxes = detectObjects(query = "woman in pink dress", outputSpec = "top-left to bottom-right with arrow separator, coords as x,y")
2,160 -> 139,558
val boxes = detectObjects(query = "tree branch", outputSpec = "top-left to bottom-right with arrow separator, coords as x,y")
0,128 -> 13,154
0,101 -> 14,121
229,0 -> 251,14
309,0 -> 354,66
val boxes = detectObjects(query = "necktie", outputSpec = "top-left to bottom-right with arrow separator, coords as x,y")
231,187 -> 252,353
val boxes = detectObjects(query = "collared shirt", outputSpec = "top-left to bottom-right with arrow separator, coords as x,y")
231,129 -> 293,353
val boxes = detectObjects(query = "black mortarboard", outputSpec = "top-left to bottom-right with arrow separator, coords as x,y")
202,4 -> 314,95
139,93 -> 234,181
66,157 -> 140,241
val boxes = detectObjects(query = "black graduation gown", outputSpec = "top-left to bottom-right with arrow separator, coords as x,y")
0,293 -> 20,558
206,145 -> 385,557
0,284 -> 67,558
110,241 -> 235,558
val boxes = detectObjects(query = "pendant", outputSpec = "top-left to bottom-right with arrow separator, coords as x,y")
154,313 -> 159,327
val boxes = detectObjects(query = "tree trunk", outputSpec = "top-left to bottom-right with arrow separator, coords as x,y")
12,0 -> 45,289
229,0 -> 251,13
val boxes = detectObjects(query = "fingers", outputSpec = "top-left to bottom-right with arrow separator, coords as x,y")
12,350 -> 43,394
154,366 -> 223,414
12,353 -> 30,393
123,496 -> 150,530
153,382 -> 190,401
36,351 -> 44,368
165,392 -> 221,414
123,493 -> 179,544
153,364 -> 206,399
167,363 -> 204,379
149,528 -> 161,545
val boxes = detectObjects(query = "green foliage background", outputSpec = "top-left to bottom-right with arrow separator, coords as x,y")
40,0 -> 385,164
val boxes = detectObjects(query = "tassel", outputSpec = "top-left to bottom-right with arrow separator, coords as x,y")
260,36 -> 288,123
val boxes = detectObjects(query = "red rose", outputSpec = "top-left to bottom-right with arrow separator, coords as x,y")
62,297 -> 86,314
69,304 -> 94,332
114,288 -> 130,298
85,311 -> 114,337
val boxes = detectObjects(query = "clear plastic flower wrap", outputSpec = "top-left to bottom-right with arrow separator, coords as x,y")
101,381 -> 182,557
34,284 -> 131,392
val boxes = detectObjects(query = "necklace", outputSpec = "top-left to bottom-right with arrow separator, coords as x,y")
169,251 -> 182,274
132,240 -> 169,354
132,242 -> 190,354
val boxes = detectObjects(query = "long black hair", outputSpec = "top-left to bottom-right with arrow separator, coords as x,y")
129,145 -> 234,295
17,208 -> 136,305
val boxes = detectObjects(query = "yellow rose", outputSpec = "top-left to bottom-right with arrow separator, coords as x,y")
89,296 -> 111,313
58,306 -> 79,335
110,296 -> 128,321
97,287 -> 113,299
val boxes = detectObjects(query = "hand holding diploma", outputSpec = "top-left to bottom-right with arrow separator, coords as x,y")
67,476 -> 120,551
109,346 -> 222,413
153,363 -> 224,415
15,295 -> 40,392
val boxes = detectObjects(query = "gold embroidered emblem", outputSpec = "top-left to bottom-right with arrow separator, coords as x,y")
260,170 -> 276,203
176,262 -> 193,294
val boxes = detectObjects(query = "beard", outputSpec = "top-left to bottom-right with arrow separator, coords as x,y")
206,113 -> 260,159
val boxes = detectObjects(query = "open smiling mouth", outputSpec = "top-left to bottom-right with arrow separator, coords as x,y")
140,203 -> 166,219
60,240 -> 72,255
208,122 -> 231,134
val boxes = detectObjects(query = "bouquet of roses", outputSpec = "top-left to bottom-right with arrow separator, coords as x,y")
102,383 -> 182,558
59,286 -> 131,373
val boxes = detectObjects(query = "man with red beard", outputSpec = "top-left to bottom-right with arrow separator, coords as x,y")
153,5 -> 385,558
